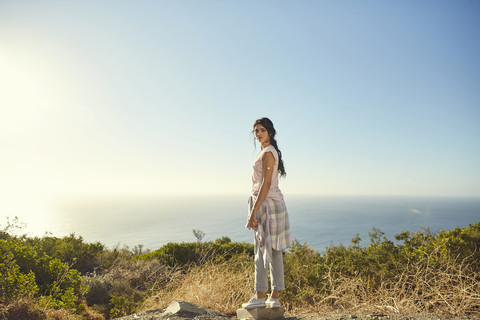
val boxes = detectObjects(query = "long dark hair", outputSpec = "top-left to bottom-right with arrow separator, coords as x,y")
253,117 -> 286,178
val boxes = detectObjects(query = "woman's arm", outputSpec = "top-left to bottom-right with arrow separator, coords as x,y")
248,151 -> 275,229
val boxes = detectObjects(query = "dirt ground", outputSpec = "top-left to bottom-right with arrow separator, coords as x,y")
288,311 -> 477,320
117,308 -> 478,320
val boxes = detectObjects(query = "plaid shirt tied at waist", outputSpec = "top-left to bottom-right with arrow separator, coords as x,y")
246,196 -> 292,267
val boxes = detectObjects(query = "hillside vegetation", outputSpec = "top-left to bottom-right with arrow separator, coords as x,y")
1,217 -> 479,320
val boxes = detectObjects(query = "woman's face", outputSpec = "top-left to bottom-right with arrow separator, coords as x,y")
254,124 -> 270,145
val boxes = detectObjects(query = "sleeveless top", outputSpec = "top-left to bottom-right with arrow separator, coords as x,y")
251,145 -> 283,201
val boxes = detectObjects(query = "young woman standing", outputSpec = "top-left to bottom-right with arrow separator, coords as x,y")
242,117 -> 292,309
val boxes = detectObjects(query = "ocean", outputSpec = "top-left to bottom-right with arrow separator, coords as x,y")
15,195 -> 480,252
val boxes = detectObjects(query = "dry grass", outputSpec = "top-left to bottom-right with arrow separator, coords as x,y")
385,254 -> 480,314
0,298 -> 47,320
84,259 -> 175,304
142,257 -> 255,315
287,253 -> 480,316
139,252 -> 479,317
0,298 -> 104,320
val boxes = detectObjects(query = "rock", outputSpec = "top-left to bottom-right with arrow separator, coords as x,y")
165,301 -> 207,316
114,301 -> 226,320
237,307 -> 285,320
165,301 -> 226,318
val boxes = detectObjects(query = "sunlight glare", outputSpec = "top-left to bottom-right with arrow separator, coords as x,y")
0,51 -> 61,137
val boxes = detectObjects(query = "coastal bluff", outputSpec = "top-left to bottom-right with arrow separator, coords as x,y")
114,301 -> 475,320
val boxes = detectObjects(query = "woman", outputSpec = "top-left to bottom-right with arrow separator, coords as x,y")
242,117 -> 292,309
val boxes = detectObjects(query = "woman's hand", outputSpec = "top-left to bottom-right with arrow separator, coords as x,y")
248,209 -> 259,230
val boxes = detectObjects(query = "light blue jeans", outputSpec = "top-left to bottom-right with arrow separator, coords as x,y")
254,236 -> 285,292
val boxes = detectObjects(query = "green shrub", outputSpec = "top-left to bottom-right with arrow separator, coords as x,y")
83,276 -> 111,305
108,295 -> 139,318
283,240 -> 323,303
396,222 -> 480,264
0,250 -> 38,300
0,237 -> 88,313
27,233 -> 105,274
139,237 -> 254,266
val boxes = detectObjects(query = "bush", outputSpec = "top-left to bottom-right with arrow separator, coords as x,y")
283,240 -> 322,306
139,237 -> 254,266
0,298 -> 47,320
0,237 -> 88,313
27,234 -> 105,274
83,258 -> 176,318
108,295 -> 139,318
396,223 -> 480,264
0,245 -> 38,301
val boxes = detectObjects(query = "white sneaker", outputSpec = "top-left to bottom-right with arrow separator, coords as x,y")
242,295 -> 266,309
265,295 -> 280,308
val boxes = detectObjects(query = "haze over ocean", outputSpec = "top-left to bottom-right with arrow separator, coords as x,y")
15,194 -> 480,251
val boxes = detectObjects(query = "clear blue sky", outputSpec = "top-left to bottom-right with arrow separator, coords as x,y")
1,0 -> 479,218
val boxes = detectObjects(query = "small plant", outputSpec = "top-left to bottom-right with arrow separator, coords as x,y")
109,295 -> 138,318
0,216 -> 26,239
193,229 -> 206,242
